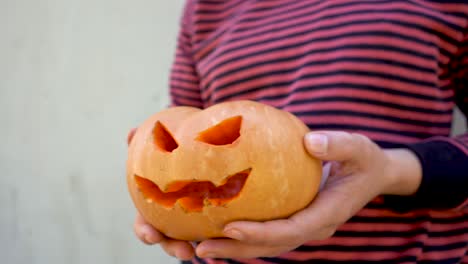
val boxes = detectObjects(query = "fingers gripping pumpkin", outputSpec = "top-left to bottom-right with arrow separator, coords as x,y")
127,100 -> 322,241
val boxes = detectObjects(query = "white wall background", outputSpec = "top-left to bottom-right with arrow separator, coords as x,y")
1,1 -> 466,264
1,0 -> 184,263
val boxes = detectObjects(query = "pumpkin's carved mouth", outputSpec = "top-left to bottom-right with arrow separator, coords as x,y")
134,168 -> 251,212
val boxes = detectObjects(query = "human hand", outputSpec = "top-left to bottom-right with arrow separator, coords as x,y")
192,131 -> 423,259
129,129 -> 422,260
127,128 -> 196,260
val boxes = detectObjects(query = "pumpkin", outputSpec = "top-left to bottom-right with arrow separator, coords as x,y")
126,100 -> 322,241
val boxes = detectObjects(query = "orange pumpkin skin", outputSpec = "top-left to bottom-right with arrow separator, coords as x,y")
127,100 -> 322,241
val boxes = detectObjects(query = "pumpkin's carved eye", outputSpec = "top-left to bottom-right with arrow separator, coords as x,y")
134,168 -> 251,212
153,121 -> 178,152
196,116 -> 242,146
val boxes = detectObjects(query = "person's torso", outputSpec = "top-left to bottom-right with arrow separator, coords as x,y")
185,1 -> 468,263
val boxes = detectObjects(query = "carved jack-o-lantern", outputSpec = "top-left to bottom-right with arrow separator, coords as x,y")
127,100 -> 322,241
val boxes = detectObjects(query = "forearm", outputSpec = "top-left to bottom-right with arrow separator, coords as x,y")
382,148 -> 422,196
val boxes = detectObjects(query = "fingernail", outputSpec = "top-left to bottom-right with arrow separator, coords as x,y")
306,133 -> 328,155
224,228 -> 244,240
175,252 -> 185,260
141,225 -> 156,243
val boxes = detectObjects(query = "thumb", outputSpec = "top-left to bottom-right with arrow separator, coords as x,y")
304,131 -> 369,163
127,128 -> 137,146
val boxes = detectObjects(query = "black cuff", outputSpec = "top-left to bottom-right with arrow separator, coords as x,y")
383,140 -> 468,212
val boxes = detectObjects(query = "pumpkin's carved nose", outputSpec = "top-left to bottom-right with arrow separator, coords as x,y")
134,168 -> 251,212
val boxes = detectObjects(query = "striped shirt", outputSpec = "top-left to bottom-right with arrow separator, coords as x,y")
169,1 -> 468,263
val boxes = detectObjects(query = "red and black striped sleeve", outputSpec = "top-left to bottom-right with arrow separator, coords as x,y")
169,0 -> 203,108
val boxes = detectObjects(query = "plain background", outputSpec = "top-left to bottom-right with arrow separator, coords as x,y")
1,0 -> 182,263
1,1 -> 466,264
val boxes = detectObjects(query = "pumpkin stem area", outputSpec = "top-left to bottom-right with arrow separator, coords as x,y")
134,169 -> 251,212
196,116 -> 242,145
